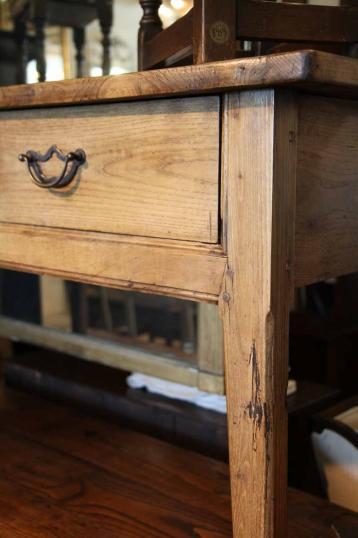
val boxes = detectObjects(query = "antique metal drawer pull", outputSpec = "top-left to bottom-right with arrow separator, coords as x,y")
18,145 -> 86,189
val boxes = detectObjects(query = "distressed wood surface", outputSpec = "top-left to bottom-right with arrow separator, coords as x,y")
220,90 -> 297,537
0,51 -> 358,111
295,95 -> 358,286
0,223 -> 226,302
0,97 -> 219,243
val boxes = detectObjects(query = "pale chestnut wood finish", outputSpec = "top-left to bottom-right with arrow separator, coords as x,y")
0,223 -> 227,302
295,95 -> 358,286
0,52 -> 358,538
220,90 -> 297,537
1,51 -> 358,111
0,97 -> 219,243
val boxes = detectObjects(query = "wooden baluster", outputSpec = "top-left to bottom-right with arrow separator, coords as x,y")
138,0 -> 163,71
96,0 -> 113,76
73,27 -> 85,78
14,17 -> 28,85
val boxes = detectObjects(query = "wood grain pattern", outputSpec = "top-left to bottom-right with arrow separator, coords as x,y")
0,97 -> 219,243
295,95 -> 358,286
220,90 -> 297,538
0,51 -> 357,111
0,223 -> 226,302
0,383 -> 357,537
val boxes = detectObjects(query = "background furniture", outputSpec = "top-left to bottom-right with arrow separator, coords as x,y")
138,0 -> 358,70
0,375 -> 356,536
312,396 -> 358,512
2,347 -> 341,476
9,0 -> 113,82
0,29 -> 35,85
0,50 -> 357,536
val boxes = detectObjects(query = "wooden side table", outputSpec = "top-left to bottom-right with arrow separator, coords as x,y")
0,50 -> 357,537
8,0 -> 113,82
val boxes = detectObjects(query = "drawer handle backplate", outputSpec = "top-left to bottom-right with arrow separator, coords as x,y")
18,145 -> 86,189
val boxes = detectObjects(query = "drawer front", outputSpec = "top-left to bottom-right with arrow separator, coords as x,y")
0,96 -> 219,243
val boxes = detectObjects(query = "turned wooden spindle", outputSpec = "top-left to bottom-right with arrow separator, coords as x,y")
73,27 -> 85,78
96,0 -> 113,76
138,0 -> 163,71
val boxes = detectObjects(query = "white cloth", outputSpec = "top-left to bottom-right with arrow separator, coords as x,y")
126,373 -> 297,414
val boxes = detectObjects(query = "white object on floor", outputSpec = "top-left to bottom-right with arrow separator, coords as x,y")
126,374 -> 297,414
312,429 -> 358,512
312,404 -> 358,512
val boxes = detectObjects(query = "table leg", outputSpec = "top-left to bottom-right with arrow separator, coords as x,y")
34,16 -> 46,82
73,27 -> 85,79
14,17 -> 28,84
220,90 -> 298,537
96,0 -> 113,76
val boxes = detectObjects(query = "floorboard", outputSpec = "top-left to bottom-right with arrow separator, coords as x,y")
0,380 -> 356,537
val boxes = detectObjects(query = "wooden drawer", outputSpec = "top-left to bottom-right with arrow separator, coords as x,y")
0,96 -> 219,243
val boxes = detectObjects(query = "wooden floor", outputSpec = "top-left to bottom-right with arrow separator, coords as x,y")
0,381 -> 356,537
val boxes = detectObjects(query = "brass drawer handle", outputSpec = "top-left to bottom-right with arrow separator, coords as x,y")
18,145 -> 86,189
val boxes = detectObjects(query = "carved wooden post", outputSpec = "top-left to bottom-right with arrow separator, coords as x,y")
138,0 -> 163,71
73,27 -> 85,78
96,0 -> 113,76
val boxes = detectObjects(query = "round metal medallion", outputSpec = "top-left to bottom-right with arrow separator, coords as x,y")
210,21 -> 230,45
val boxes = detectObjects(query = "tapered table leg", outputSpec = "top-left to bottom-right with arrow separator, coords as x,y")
220,90 -> 298,537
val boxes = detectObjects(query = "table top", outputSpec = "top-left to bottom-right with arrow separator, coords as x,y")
0,50 -> 357,111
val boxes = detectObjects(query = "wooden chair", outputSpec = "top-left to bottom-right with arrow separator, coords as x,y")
138,0 -> 358,70
8,0 -> 113,83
